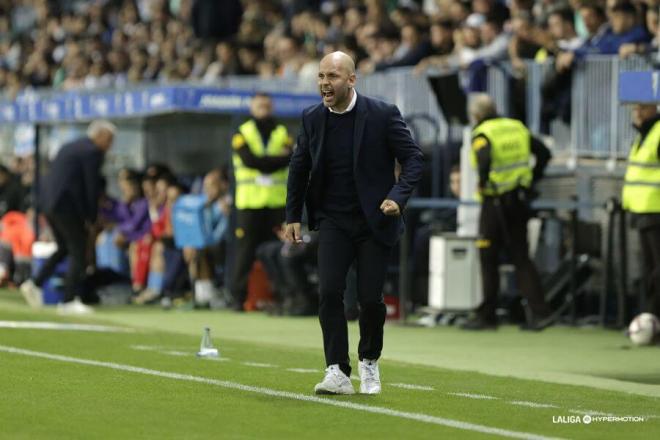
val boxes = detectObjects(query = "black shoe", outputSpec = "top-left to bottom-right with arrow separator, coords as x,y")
520,312 -> 556,331
460,316 -> 498,330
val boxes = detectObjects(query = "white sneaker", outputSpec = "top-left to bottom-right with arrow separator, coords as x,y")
314,365 -> 355,395
19,280 -> 43,308
359,359 -> 381,394
57,298 -> 94,315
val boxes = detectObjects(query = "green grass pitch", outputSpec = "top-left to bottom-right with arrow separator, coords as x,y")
0,289 -> 658,439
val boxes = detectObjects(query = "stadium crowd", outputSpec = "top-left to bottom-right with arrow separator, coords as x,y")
0,0 -> 657,100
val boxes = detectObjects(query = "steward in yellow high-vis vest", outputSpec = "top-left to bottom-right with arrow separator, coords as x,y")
622,118 -> 660,214
470,117 -> 533,196
229,93 -> 292,310
622,104 -> 660,318
232,119 -> 290,209
462,94 -> 553,331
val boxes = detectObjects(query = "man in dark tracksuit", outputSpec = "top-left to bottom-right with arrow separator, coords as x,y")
230,93 -> 292,310
621,104 -> 660,319
20,120 -> 116,314
462,94 -> 553,331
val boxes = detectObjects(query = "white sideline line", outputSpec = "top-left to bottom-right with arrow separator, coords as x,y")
162,351 -> 189,357
0,345 -> 563,440
568,410 -> 615,417
242,362 -> 277,368
286,368 -> 319,374
130,345 -> 157,351
0,321 -> 133,333
390,383 -> 435,391
509,401 -> 559,409
130,345 -> 229,360
205,357 -> 230,362
449,392 -> 499,400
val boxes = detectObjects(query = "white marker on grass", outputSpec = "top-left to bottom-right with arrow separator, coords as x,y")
390,383 -> 435,391
449,392 -> 498,400
0,345 -> 565,440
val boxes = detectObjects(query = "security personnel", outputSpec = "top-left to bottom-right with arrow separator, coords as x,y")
231,93 -> 292,310
622,104 -> 660,319
462,94 -> 553,330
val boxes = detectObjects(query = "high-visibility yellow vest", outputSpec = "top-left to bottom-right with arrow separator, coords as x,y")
232,119 -> 289,210
470,118 -> 533,196
622,121 -> 660,213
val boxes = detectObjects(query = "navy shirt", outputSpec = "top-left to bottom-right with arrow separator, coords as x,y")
320,109 -> 360,215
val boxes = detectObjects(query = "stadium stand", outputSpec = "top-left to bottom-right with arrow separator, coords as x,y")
0,0 -> 657,325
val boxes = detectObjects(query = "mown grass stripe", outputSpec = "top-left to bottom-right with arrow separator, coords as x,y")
0,345 -> 564,440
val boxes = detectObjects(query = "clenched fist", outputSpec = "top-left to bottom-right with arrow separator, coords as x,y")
284,222 -> 302,243
380,199 -> 401,216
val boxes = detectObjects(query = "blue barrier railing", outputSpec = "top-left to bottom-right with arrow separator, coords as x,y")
0,85 -> 319,124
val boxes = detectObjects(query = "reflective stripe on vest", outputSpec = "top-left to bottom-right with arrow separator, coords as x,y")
622,121 -> 660,213
232,119 -> 289,210
471,118 -> 532,196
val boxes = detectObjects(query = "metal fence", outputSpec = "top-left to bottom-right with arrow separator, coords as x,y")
221,55 -> 653,159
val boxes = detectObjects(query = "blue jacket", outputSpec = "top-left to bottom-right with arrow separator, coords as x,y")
286,93 -> 423,246
575,25 -> 650,57
203,198 -> 228,244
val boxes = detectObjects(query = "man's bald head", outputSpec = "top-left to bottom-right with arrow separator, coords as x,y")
318,51 -> 357,111
319,51 -> 356,75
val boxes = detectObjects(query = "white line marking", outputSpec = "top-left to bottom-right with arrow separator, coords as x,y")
390,383 -> 435,391
449,392 -> 498,400
0,321 -> 133,333
131,345 -> 227,360
130,345 -> 157,351
205,357 -> 230,362
162,351 -> 190,357
641,415 -> 660,419
0,345 -> 563,440
509,401 -> 559,409
568,410 -> 615,417
350,375 -> 360,382
286,368 -> 319,374
242,362 -> 277,368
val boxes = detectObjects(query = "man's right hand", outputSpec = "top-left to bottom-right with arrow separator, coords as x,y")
284,223 -> 302,244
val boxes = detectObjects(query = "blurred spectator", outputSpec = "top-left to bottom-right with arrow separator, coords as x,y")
114,169 -> 151,292
159,179 -> 189,308
203,41 -> 240,82
364,24 -> 433,73
536,6 -> 584,61
191,0 -> 243,41
619,1 -> 659,57
256,227 -> 319,316
0,0 -> 651,97
183,168 -> 231,307
556,0 -> 649,72
0,164 -> 23,217
132,173 -> 173,304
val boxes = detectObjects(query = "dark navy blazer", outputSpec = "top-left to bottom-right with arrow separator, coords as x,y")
40,137 -> 104,222
286,93 -> 423,246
